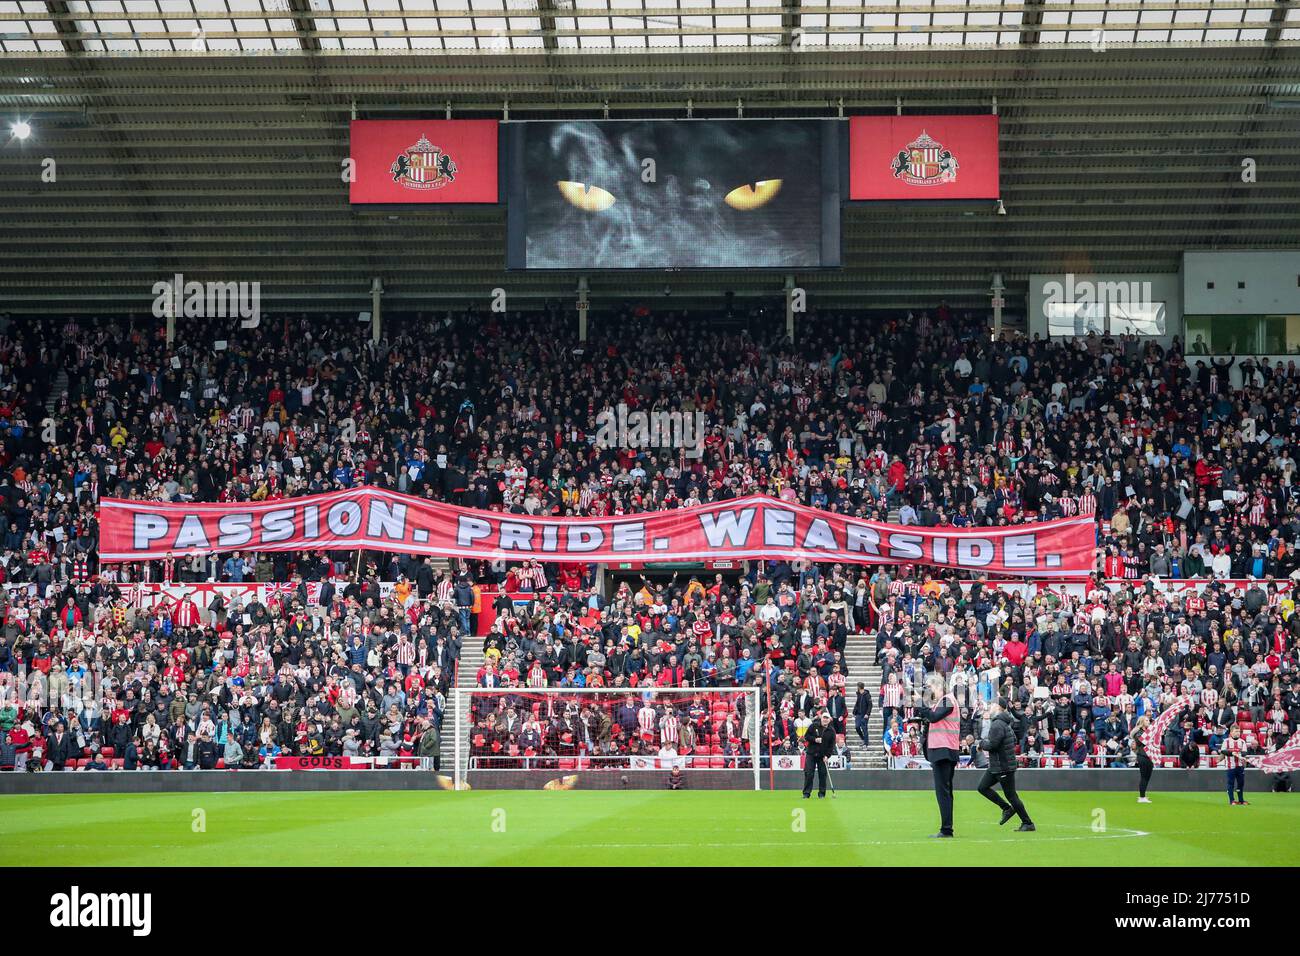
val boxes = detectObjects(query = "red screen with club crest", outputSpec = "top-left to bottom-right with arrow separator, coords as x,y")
349,120 -> 498,204
849,115 -> 999,200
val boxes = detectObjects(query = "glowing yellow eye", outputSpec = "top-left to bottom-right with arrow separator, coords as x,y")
724,179 -> 783,210
556,181 -> 616,211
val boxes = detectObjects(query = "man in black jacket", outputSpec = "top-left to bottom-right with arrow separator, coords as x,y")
853,682 -> 873,747
802,709 -> 835,799
977,700 -> 1035,831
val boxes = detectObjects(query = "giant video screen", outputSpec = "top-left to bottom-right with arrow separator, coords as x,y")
505,119 -> 841,269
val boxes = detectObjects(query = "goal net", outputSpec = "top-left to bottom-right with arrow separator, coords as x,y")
454,686 -> 762,791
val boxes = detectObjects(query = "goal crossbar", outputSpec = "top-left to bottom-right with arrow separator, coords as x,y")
455,686 -> 762,790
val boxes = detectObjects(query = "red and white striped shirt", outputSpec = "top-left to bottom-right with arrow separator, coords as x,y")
638,705 -> 658,735
880,681 -> 904,707
659,713 -> 680,744
1220,736 -> 1247,769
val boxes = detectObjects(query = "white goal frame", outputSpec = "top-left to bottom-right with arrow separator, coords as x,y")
455,686 -> 762,791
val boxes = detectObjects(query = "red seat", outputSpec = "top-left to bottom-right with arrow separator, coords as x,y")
558,758 -> 576,769
216,759 -> 226,769
101,747 -> 114,758
110,758 -> 124,770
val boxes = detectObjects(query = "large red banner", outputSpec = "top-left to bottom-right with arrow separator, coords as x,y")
849,115 -> 999,200
349,119 -> 498,204
99,489 -> 1095,577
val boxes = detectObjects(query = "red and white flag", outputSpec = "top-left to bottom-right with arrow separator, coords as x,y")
1248,728 -> 1300,773
1141,695 -> 1192,757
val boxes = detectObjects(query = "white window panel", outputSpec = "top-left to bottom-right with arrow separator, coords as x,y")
680,31 -> 711,43
376,35 -> 409,46
716,32 -> 748,44
555,32 -> 578,45
1237,28 -> 1265,39
1042,11 -> 1069,25
267,17 -> 293,29
1068,8 -> 1103,25
675,0 -> 714,8
511,33 -> 542,47
830,12 -> 861,25
969,12 -> 999,26
716,13 -> 746,29
1242,8 -> 1272,23
933,31 -> 964,44
966,30 -> 997,42
1038,29 -> 1067,40
831,30 -> 867,43
613,32 -> 645,46
646,31 -> 679,45
715,0 -> 748,8
272,35 -> 298,47
4,39 -> 39,50
898,31 -> 927,43
681,14 -> 711,28
339,34 -> 377,45
40,37 -> 70,49
750,13 -> 780,27
1106,28 -> 1134,41
1134,29 -> 1167,40
368,0 -> 404,10
338,17 -> 372,29
863,13 -> 893,27
898,12 -> 929,25
1282,28 -> 1300,38
191,0 -> 232,13
998,29 -> 1018,41
409,34 -> 443,45
799,29 -> 826,44
1001,10 -> 1021,26
801,12 -> 825,27
1105,10 -> 1137,26
934,12 -> 963,26
1138,9 -> 1173,24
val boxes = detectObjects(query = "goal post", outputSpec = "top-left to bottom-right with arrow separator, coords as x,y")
454,686 -> 762,791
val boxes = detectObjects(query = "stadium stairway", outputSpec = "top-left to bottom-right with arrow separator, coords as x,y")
439,643 -> 480,780
844,631 -> 886,769
45,367 -> 68,415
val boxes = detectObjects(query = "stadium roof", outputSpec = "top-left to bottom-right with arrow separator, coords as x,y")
2,1 -> 1299,315
2,0 -> 1298,54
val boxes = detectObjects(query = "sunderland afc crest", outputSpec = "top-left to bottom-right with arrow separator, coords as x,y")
390,134 -> 458,190
890,131 -> 959,186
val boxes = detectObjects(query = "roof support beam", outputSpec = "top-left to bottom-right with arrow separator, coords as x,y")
538,0 -> 559,51
782,0 -> 802,48
1265,0 -> 1291,42
43,0 -> 83,54
1018,0 -> 1045,46
287,0 -> 321,53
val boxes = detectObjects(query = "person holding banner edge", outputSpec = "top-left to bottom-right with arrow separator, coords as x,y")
912,674 -> 961,837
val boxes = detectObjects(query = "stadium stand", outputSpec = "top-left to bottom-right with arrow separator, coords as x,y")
0,306 -> 1296,774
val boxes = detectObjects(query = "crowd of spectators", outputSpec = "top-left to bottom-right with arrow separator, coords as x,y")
1,302 -> 1299,771
874,574 -> 1299,770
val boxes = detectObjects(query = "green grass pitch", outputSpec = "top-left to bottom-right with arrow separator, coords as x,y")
2,790 -> 1296,866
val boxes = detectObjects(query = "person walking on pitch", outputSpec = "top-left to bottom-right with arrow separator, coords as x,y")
802,709 -> 835,799
1131,715 -> 1154,803
1220,724 -> 1250,806
912,674 -> 961,838
976,699 -> 1035,831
